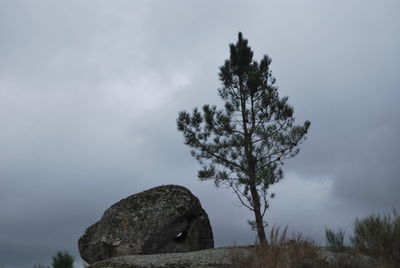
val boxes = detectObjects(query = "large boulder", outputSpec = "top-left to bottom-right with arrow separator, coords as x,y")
78,185 -> 214,264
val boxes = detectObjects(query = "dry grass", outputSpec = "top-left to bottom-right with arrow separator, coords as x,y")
325,228 -> 347,253
229,225 -> 383,268
230,225 -> 325,268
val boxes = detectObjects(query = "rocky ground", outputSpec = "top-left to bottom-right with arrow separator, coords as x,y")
87,246 -> 375,268
87,246 -> 243,268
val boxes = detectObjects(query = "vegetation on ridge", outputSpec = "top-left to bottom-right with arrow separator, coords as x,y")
230,210 -> 399,267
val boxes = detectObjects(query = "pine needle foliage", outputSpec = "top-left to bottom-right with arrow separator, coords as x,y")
177,32 -> 310,243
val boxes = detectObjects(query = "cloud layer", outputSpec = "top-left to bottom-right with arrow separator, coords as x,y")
1,1 -> 399,267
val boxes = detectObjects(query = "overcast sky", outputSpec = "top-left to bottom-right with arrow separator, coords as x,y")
1,1 -> 399,267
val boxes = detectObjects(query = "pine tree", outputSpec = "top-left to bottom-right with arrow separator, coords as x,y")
177,32 -> 310,244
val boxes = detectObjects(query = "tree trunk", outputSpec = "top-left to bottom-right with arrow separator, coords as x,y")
238,77 -> 267,245
249,180 -> 267,244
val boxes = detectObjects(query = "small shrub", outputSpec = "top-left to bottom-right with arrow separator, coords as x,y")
325,228 -> 346,252
52,251 -> 74,268
351,209 -> 400,266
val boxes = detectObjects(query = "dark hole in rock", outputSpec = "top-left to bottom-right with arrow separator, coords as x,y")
174,231 -> 186,242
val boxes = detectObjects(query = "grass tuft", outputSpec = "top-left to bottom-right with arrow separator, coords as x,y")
325,228 -> 346,252
230,225 -> 324,268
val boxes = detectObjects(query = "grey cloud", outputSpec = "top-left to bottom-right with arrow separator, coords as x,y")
1,0 -> 400,267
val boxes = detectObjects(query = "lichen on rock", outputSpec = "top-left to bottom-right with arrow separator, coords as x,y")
78,185 -> 214,264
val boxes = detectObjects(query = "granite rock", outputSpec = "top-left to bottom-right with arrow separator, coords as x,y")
78,185 -> 214,264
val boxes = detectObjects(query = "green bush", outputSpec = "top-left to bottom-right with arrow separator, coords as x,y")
325,228 -> 346,252
351,209 -> 400,266
52,251 -> 74,268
